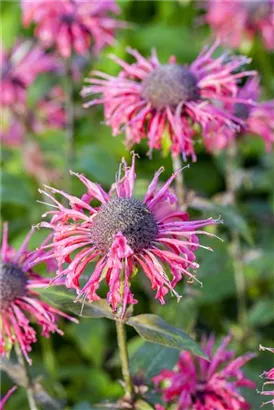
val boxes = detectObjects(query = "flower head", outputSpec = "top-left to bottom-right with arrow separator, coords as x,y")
1,40 -> 58,108
0,223 -> 77,365
153,334 -> 256,410
81,42 -> 255,160
204,78 -> 274,153
37,155 -> 220,317
202,0 -> 274,50
21,0 -> 127,58
0,386 -> 17,410
259,345 -> 274,407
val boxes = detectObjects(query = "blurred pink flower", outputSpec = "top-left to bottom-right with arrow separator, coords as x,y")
34,85 -> 67,132
202,0 -> 274,50
153,334 -> 256,410
0,223 -> 78,365
204,78 -> 274,153
37,155 -> 220,316
81,43 -> 256,160
23,141 -> 62,185
21,0 -> 127,58
0,109 -> 25,147
259,345 -> 274,407
0,386 -> 17,410
1,40 -> 58,108
1,85 -> 67,148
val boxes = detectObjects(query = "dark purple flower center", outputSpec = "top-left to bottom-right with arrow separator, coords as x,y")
246,0 -> 271,20
234,103 -> 250,120
91,197 -> 159,253
61,13 -> 75,24
0,262 -> 27,311
141,64 -> 200,110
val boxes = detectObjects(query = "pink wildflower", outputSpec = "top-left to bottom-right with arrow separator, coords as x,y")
259,345 -> 274,407
153,334 -> 256,410
81,42 -> 255,160
0,223 -> 78,365
1,40 -> 58,108
37,155 -> 220,316
204,78 -> 274,153
202,0 -> 274,50
21,0 -> 127,58
0,386 -> 17,410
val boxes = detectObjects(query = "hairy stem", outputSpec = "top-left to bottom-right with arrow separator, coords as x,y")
226,143 -> 248,332
171,153 -> 184,208
15,344 -> 38,410
115,320 -> 133,399
64,58 -> 74,191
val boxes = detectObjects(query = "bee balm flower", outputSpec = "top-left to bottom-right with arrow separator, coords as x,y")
21,0 -> 126,58
259,345 -> 274,407
37,155 -> 220,317
1,40 -> 58,108
0,224 -> 77,365
204,78 -> 274,153
81,43 -> 255,160
202,0 -> 274,51
153,334 -> 256,410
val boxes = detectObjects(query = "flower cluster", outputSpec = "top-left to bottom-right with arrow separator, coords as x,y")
202,0 -> 274,50
205,77 -> 274,153
153,334 -> 256,410
21,0 -> 126,58
37,155 -> 219,316
0,224 -> 77,365
1,40 -> 58,108
81,42 -> 256,160
259,345 -> 274,407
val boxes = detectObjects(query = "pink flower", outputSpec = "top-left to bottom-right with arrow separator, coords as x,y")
1,40 -> 58,108
204,78 -> 274,153
21,0 -> 127,58
0,223 -> 78,365
37,155 -> 220,316
202,0 -> 274,50
1,86 -> 67,148
34,85 -> 68,132
259,345 -> 274,407
153,334 -> 256,410
0,109 -> 25,147
0,386 -> 17,410
81,42 -> 256,161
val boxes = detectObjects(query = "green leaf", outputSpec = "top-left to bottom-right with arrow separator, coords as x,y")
127,314 -> 207,359
130,341 -> 178,381
135,400 -> 155,410
1,172 -> 34,207
248,299 -> 274,327
38,288 -> 114,320
75,144 -> 118,185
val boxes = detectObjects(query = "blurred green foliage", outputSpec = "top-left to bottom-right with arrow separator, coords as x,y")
1,1 -> 274,409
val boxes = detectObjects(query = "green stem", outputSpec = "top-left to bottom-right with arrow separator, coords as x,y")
64,58 -> 74,191
171,153 -> 184,208
226,143 -> 248,332
115,320 -> 133,399
15,344 -> 38,410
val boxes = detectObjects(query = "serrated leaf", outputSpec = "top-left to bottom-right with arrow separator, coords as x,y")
130,341 -> 178,381
127,314 -> 207,359
38,288 -> 114,320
